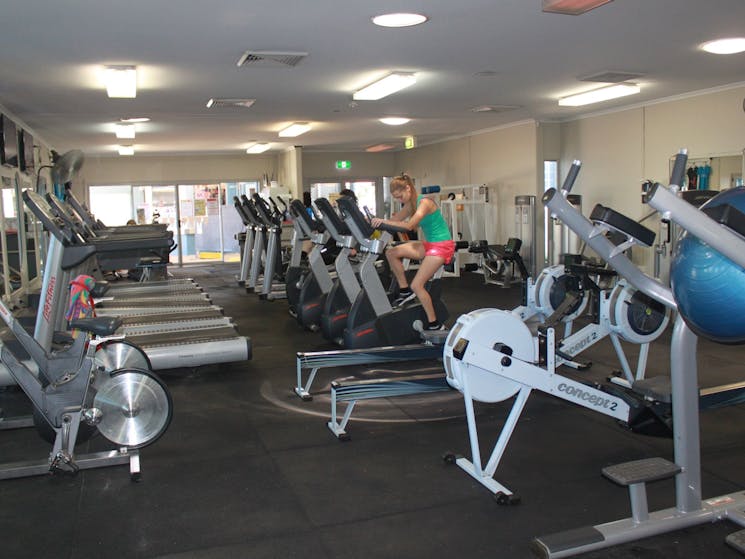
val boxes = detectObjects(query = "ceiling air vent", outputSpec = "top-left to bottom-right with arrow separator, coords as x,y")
579,70 -> 645,83
206,98 -> 256,109
470,105 -> 521,113
542,0 -> 613,15
236,51 -> 308,68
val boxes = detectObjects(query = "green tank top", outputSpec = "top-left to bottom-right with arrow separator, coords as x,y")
417,195 -> 451,242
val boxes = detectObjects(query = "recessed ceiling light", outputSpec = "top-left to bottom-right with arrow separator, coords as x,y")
278,123 -> 311,137
379,117 -> 410,126
120,117 -> 150,123
246,143 -> 271,154
115,123 -> 136,139
700,37 -> 745,54
118,145 -> 135,156
353,73 -> 417,101
366,144 -> 396,152
558,83 -> 640,106
372,13 -> 428,28
104,66 -> 137,98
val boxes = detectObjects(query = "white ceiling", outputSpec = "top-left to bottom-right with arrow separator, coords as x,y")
1,0 -> 744,157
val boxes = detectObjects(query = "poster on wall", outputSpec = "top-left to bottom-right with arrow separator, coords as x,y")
194,199 -> 206,217
206,199 -> 219,215
180,198 -> 194,217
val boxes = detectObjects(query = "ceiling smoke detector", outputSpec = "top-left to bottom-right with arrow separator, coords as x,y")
578,70 -> 645,83
236,50 -> 308,68
206,98 -> 256,109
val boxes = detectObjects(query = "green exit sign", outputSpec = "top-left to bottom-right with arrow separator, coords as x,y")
335,160 -> 351,170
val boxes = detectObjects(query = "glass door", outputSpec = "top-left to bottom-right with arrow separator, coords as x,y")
178,182 -> 258,263
220,182 -> 255,263
90,180 -> 259,266
178,184 -> 222,263
133,185 -> 179,264
310,179 -> 380,215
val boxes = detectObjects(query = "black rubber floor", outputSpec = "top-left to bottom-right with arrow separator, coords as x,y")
1,263 -> 745,558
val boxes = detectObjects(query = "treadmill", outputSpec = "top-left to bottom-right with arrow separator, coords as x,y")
24,191 -> 252,369
43,193 -> 212,313
47,193 -> 200,292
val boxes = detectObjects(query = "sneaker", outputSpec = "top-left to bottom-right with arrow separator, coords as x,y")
425,321 -> 447,331
393,291 -> 417,307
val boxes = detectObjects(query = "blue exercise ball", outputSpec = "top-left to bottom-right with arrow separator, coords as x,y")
670,186 -> 745,344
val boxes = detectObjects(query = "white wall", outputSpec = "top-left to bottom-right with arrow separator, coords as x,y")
643,85 -> 745,183
78,153 -> 278,201
560,109 -> 645,220
278,147 -> 303,199
470,122 -> 539,243
560,84 -> 745,272
302,151 -> 397,185
396,122 -> 539,252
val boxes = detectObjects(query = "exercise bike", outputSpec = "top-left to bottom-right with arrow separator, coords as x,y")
0,281 -> 171,480
287,198 -> 335,330
336,196 -> 449,349
313,197 -> 362,344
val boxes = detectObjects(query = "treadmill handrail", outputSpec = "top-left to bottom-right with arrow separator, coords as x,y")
23,191 -> 78,246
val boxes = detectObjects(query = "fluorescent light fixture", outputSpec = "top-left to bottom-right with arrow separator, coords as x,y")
246,143 -> 271,154
558,83 -> 640,106
104,66 -> 137,98
115,123 -> 136,139
366,143 -> 396,152
120,117 -> 150,123
372,13 -> 428,28
353,73 -> 416,101
278,123 -> 311,137
700,37 -> 745,54
542,0 -> 612,15
118,145 -> 135,156
379,117 -> 410,126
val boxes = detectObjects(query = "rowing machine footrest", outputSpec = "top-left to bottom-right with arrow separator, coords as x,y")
726,529 -> 745,553
632,376 -> 672,404
602,457 -> 680,486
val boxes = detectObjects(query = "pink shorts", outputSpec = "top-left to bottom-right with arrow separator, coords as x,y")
423,240 -> 456,264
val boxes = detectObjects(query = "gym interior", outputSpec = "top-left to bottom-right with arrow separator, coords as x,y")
1,2 -> 745,558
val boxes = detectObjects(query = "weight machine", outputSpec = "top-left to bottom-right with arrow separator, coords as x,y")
443,154 -> 745,556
